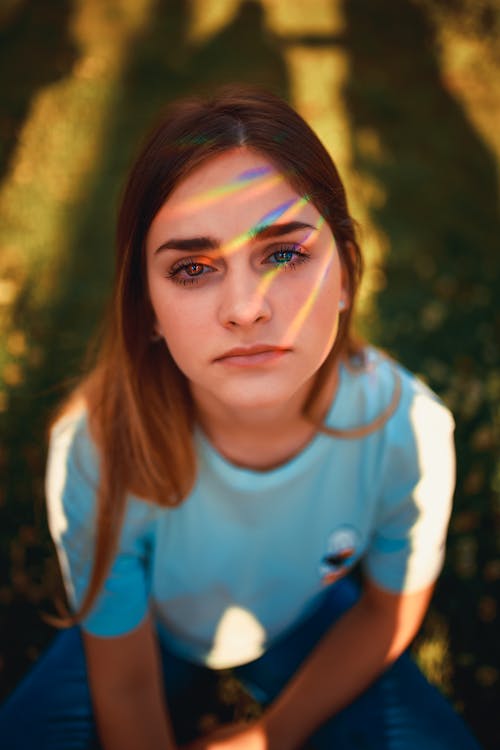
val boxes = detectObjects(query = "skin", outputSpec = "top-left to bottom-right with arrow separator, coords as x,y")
145,147 -> 348,469
180,580 -> 434,750
84,147 -> 435,750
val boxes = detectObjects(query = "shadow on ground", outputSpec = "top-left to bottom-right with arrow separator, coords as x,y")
342,0 -> 499,747
0,0 -> 78,184
0,0 -> 498,746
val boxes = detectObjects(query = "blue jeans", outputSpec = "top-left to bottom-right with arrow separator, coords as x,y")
0,578 -> 482,749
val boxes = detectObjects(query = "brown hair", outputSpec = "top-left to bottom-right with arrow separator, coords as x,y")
51,85 -> 369,624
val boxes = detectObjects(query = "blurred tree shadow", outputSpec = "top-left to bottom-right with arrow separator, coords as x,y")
0,0 -> 78,184
6,0 -> 497,743
341,0 -> 499,747
0,0 -> 289,733
185,0 -> 287,95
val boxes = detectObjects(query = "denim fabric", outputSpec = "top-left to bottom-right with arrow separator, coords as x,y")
0,626 -> 99,750
0,579 -> 482,749
235,579 -> 482,749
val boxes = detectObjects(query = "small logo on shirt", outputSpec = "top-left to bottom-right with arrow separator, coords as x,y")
319,526 -> 360,585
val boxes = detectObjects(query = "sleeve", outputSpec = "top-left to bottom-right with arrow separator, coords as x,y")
363,382 -> 456,594
45,411 -> 155,637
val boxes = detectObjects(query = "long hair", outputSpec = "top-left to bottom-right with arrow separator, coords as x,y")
51,85 -> 366,624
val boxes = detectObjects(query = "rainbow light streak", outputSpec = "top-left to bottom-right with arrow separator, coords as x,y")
172,168 -> 287,217
223,194 -> 311,257
236,213 -> 332,336
251,197 -> 299,236
173,162 -> 333,346
279,237 -> 337,348
237,166 -> 272,181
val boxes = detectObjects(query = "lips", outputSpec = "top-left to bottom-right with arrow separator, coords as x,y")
214,344 -> 290,365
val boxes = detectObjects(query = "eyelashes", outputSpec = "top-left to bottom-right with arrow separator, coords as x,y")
166,244 -> 311,287
166,260 -> 210,286
270,246 -> 310,269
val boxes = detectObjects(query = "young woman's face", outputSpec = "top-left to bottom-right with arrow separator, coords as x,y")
145,147 -> 348,416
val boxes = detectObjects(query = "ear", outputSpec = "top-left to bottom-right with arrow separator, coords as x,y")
151,321 -> 164,342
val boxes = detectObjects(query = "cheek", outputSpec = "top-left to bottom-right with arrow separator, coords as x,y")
304,267 -> 342,349
306,262 -> 342,323
155,303 -> 204,376
151,285 -> 211,351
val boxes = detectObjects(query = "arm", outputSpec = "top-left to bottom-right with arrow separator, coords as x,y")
46,414 -> 174,746
83,614 -> 178,750
182,578 -> 434,750
183,373 -> 454,749
263,577 -> 434,750
259,389 -> 454,748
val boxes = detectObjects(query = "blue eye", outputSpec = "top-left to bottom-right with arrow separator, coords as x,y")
268,244 -> 311,270
272,249 -> 294,264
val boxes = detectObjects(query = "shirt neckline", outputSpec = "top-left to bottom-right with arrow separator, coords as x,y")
194,362 -> 348,490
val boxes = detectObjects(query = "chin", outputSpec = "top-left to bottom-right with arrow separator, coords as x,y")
226,393 -> 284,409
223,385 -> 299,412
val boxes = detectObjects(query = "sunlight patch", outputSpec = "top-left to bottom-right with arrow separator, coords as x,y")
206,605 -> 266,669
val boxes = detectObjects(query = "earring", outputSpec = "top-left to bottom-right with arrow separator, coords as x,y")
338,299 -> 347,311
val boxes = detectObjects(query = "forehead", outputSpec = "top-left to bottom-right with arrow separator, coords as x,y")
146,147 -> 323,245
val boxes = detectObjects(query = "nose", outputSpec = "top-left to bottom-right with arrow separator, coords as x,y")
218,267 -> 272,329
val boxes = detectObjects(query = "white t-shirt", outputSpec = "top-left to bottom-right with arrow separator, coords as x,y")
46,348 -> 455,668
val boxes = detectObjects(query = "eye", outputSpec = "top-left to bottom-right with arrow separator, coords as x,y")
185,262 -> 202,274
166,257 -> 216,286
266,244 -> 309,268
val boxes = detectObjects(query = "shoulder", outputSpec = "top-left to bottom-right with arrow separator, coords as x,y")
46,402 -> 157,531
338,346 -> 455,441
45,401 -> 100,539
46,400 -> 99,494
339,348 -> 456,505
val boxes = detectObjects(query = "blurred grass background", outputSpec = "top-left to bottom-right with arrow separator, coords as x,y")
0,0 -> 498,746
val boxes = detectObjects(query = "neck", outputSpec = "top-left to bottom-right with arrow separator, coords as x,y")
191,365 -> 340,469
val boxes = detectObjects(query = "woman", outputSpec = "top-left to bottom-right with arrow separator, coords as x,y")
0,85 -> 481,749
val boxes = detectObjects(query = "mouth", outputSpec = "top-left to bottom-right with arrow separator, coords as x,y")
214,347 -> 290,367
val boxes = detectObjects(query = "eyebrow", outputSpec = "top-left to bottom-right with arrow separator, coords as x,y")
153,220 -> 317,255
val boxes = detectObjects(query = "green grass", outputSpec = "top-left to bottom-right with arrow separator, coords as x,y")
0,1 -> 498,747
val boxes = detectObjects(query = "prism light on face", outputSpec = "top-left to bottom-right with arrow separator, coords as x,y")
222,194 -> 315,258
246,214 -> 334,352
145,147 -> 347,419
280,235 -> 338,355
164,164 -> 286,220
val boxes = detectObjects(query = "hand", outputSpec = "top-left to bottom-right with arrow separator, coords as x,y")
181,720 -> 268,750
